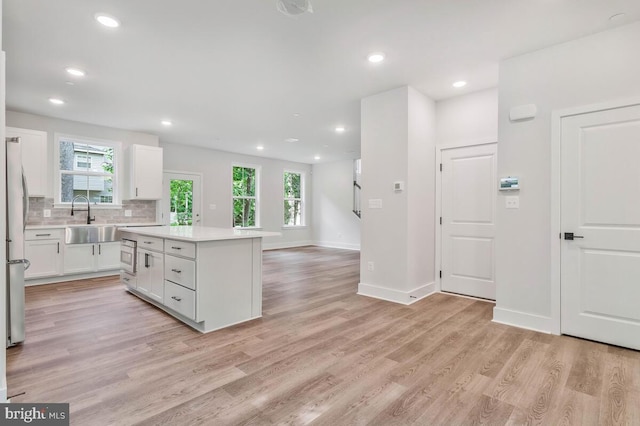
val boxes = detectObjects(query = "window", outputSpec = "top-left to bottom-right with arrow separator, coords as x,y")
55,135 -> 120,206
284,171 -> 304,226
233,165 -> 259,227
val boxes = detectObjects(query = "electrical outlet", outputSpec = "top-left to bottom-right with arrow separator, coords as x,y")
124,210 -> 132,217
505,196 -> 520,209
367,261 -> 375,271
43,209 -> 51,218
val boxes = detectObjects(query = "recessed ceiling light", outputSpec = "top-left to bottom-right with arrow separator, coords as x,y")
49,98 -> 65,105
65,81 -> 75,86
293,113 -> 301,117
452,81 -> 467,88
335,126 -> 346,133
285,138 -> 299,143
161,120 -> 173,126
65,67 -> 86,77
95,13 -> 120,28
256,146 -> 264,151
314,155 -> 321,160
609,13 -> 626,21
367,52 -> 385,63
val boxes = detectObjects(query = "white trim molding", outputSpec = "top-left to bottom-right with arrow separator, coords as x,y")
314,241 -> 360,251
492,307 -> 553,334
263,240 -> 314,251
358,281 -> 436,305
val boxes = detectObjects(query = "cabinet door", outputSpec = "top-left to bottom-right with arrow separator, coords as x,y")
25,240 -> 63,279
137,248 -> 163,300
96,242 -> 121,271
130,145 -> 163,200
6,127 -> 48,196
64,244 -> 96,274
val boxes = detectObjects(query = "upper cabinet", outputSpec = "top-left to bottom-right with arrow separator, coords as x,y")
6,127 -> 48,196
125,144 -> 163,200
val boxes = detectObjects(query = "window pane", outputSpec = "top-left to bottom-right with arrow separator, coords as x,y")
170,179 -> 194,226
284,200 -> 302,226
234,198 -> 256,227
284,172 -> 301,198
233,166 -> 256,197
59,141 -> 75,172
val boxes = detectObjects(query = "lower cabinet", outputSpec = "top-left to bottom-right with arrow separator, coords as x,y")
25,239 -> 63,279
64,242 -> 121,275
137,248 -> 164,302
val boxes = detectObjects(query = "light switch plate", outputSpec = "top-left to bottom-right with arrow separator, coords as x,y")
368,199 -> 382,209
124,210 -> 132,217
505,196 -> 520,209
209,204 -> 217,210
43,209 -> 51,218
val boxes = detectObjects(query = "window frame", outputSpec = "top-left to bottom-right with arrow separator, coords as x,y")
53,133 -> 123,208
231,163 -> 261,229
283,169 -> 306,228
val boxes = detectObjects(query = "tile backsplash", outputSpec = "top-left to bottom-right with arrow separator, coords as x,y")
27,198 -> 158,226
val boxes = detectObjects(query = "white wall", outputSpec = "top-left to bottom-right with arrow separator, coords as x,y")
1,0 -> 8,401
436,88 -> 498,146
359,86 -> 436,304
6,110 -> 159,199
495,22 -> 640,331
161,142 -> 313,249
311,160 -> 360,250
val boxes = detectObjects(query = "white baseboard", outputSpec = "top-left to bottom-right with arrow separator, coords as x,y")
314,241 -> 361,251
492,307 -> 553,334
0,385 -> 7,402
25,271 -> 119,286
263,240 -> 315,250
358,281 -> 436,305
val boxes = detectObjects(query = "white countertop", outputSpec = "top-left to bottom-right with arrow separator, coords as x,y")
25,222 -> 164,230
120,226 -> 280,242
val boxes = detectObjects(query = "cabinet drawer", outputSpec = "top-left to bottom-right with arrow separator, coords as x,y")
165,239 -> 196,259
25,229 -> 64,240
164,255 -> 196,290
164,281 -> 196,320
138,236 -> 164,252
120,271 -> 137,289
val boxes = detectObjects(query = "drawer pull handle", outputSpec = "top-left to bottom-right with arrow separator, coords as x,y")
171,296 -> 182,302
35,233 -> 51,237
143,241 -> 153,244
123,277 -> 129,282
171,246 -> 182,250
171,269 -> 182,273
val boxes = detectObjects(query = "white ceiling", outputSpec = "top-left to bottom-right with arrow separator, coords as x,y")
3,1 -> 640,164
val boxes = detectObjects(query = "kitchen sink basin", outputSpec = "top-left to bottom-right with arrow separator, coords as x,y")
65,226 -> 119,244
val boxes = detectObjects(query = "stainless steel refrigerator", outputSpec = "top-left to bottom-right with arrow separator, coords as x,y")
6,136 -> 29,346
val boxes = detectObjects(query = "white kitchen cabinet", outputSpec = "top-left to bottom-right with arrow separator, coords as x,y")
64,244 -> 95,274
6,127 -> 48,196
64,242 -> 121,274
126,144 -> 163,200
24,230 -> 64,279
137,248 -> 164,302
96,242 -> 121,271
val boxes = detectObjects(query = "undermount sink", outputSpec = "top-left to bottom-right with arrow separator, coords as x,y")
65,226 -> 119,244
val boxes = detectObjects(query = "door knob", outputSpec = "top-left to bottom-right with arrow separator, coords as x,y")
564,232 -> 584,240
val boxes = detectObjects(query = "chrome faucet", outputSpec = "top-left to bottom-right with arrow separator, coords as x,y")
71,195 -> 96,225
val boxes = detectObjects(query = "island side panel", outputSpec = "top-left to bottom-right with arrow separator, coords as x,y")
196,238 -> 257,331
251,237 -> 262,318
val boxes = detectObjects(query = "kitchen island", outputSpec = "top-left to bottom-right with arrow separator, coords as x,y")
119,226 -> 279,333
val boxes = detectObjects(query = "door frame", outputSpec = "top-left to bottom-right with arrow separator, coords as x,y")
160,170 -> 204,226
435,138 -> 498,294
550,96 -> 640,335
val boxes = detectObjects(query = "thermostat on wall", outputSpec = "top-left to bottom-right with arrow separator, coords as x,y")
499,176 -> 520,191
394,181 -> 404,192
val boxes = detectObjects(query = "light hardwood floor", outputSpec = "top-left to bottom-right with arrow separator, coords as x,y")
7,246 -> 640,425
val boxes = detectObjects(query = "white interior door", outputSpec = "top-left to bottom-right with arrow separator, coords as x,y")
162,172 -> 202,226
441,143 -> 497,300
561,104 -> 640,350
